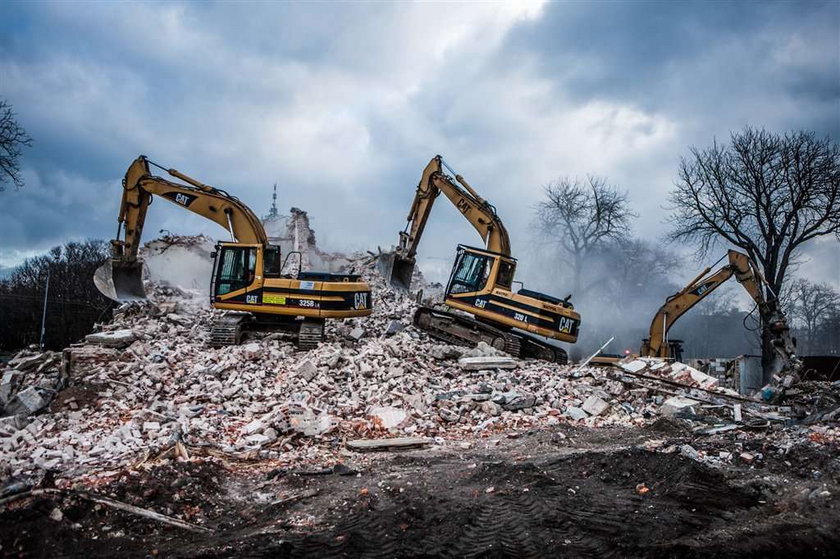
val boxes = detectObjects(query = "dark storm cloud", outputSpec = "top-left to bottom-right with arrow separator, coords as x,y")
504,0 -> 840,137
0,1 -> 836,286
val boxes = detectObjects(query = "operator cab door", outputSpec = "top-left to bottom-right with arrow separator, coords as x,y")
213,245 -> 258,300
447,248 -> 494,297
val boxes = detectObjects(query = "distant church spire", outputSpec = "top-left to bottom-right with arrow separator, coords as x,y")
264,183 -> 279,220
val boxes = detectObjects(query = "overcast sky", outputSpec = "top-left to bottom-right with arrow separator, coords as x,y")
1,1 -> 838,287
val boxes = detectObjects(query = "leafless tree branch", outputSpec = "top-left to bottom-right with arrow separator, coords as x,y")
0,98 -> 34,192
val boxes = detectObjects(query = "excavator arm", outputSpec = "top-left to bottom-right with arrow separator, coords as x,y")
386,155 -> 511,288
95,155 -> 268,300
642,250 -> 751,357
641,250 -> 799,375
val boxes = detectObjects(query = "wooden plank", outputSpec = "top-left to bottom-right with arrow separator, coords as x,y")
346,437 -> 432,452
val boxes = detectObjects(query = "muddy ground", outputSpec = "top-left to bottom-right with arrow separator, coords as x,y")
2,421 -> 838,558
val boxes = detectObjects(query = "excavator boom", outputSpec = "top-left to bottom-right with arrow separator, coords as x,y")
384,155 -> 510,290
96,156 -> 268,301
641,249 -> 799,375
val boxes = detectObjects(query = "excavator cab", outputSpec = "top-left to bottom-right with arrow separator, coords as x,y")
212,244 -> 259,298
446,246 -> 501,296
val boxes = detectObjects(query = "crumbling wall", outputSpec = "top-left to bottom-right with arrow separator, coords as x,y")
264,208 -> 353,273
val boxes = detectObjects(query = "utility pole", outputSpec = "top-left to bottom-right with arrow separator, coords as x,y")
39,267 -> 50,350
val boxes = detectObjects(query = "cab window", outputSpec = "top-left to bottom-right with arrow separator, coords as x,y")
448,251 -> 492,294
215,247 -> 257,295
496,260 -> 515,289
264,246 -> 282,277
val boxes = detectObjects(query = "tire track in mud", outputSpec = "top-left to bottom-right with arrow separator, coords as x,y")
242,448 -> 765,558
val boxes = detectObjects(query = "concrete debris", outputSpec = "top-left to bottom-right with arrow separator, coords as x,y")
1,371 -> 24,405
85,329 -> 137,348
5,387 -> 52,417
661,396 -> 700,417
295,360 -> 318,382
564,407 -> 588,421
458,356 -> 519,371
242,342 -> 263,359
618,357 -> 737,396
385,320 -> 406,336
501,394 -> 536,411
368,406 -> 408,430
0,415 -> 30,435
680,444 -> 702,462
461,342 -> 507,358
429,345 -> 463,360
8,351 -> 59,373
0,232 -> 837,491
581,395 -> 609,416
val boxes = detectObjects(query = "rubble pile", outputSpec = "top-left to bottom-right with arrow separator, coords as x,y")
617,357 -> 741,395
0,245 -> 837,491
0,273 -> 646,481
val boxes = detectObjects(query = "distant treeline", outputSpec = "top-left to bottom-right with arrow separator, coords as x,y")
0,240 -> 114,351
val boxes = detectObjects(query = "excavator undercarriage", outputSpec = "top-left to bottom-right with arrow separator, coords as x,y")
208,313 -> 325,349
414,307 -> 568,363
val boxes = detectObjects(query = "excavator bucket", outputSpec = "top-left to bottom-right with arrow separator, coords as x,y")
93,260 -> 147,302
378,252 -> 416,291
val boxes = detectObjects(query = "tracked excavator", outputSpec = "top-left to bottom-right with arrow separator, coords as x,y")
640,249 -> 799,374
94,156 -> 372,348
382,155 -> 581,363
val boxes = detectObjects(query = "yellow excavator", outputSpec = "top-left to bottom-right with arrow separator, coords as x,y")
94,155 -> 372,348
382,155 -> 581,363
640,249 -> 799,373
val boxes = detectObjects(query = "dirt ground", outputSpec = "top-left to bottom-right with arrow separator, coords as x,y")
2,421 -> 838,558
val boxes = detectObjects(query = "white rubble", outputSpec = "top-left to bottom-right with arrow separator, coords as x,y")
661,396 -> 700,417
0,235 -> 744,484
368,406 -> 408,430
85,329 -> 137,348
458,356 -> 519,370
581,395 -> 610,416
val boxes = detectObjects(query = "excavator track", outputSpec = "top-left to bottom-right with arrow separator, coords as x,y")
298,319 -> 325,350
209,314 -> 250,347
521,336 -> 568,364
413,307 -> 567,363
414,307 -> 508,351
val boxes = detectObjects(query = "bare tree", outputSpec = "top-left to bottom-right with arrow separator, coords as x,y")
668,127 -> 840,377
601,238 -> 682,302
534,176 -> 635,296
786,278 -> 840,354
0,240 -> 113,350
0,98 -> 33,191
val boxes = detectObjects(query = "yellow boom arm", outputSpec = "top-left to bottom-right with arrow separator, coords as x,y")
642,250 -> 761,357
642,250 -> 799,377
386,155 -> 510,288
397,155 -> 510,259
113,155 -> 267,262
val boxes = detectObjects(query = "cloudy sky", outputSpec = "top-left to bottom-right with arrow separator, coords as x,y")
1,0 -> 838,287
